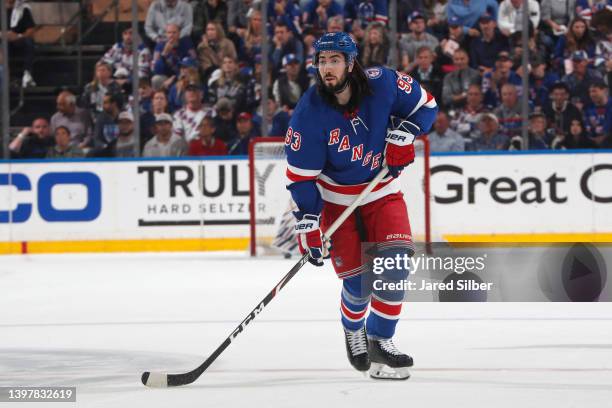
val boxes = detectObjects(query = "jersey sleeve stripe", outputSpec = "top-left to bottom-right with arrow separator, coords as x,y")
286,169 -> 318,183
423,91 -> 437,108
287,164 -> 321,177
406,85 -> 429,117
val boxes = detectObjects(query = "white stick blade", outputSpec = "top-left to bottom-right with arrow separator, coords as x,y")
142,371 -> 169,388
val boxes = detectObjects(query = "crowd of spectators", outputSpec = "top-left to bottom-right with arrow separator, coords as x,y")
5,0 -> 612,158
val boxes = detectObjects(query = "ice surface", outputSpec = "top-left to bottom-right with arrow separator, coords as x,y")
1,252 -> 611,407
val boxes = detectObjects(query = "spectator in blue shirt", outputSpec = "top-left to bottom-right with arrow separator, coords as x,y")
482,51 -> 523,107
268,0 -> 302,37
562,50 -> 604,108
469,12 -> 510,73
344,0 -> 389,30
553,17 -> 596,72
152,23 -> 197,89
583,81 -> 612,146
302,0 -> 343,31
447,0 -> 499,35
271,21 -> 304,77
528,57 -> 560,108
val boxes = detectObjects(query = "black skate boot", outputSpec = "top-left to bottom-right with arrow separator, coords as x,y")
368,338 -> 413,380
343,327 -> 371,372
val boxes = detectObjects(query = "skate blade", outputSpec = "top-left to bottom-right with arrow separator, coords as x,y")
368,363 -> 411,380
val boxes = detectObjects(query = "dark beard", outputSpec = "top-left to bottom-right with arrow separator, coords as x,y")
317,71 -> 351,111
322,73 -> 349,94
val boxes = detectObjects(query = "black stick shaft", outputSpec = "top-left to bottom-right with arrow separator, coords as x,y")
163,254 -> 310,386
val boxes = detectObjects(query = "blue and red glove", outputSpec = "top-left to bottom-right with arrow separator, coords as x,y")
384,120 -> 418,178
295,214 -> 331,267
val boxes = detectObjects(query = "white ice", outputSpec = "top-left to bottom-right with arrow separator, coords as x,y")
1,252 -> 611,408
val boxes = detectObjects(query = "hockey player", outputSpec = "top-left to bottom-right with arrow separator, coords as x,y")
285,32 -> 437,379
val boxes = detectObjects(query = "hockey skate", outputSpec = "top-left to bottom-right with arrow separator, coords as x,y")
343,327 -> 370,372
368,338 -> 413,380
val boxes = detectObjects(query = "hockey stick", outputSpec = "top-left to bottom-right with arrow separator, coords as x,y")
141,167 -> 390,388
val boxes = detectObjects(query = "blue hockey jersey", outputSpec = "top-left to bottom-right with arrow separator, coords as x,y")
285,66 -> 438,216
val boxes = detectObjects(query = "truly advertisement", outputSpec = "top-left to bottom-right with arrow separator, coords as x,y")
136,163 -> 251,227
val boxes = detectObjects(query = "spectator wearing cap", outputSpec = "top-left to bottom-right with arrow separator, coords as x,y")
523,112 -> 551,150
268,0 -> 303,37
227,112 -> 259,155
143,113 -> 188,157
271,21 -> 304,76
173,85 -> 215,142
168,57 -> 204,111
543,81 -> 583,136
428,111 -> 465,152
113,111 -> 140,157
482,51 -> 523,107
344,0 -> 388,31
152,23 -> 197,89
399,12 -> 439,73
81,61 -> 122,116
145,0 -> 193,44
46,126 -> 84,159
360,22 -> 391,68
493,83 -> 525,139
192,0 -> 228,41
498,0 -> 541,37
51,91 -> 93,147
446,0 -> 499,37
273,53 -> 307,110
409,47 -> 444,104
302,0 -> 344,32
469,113 -> 508,151
436,16 -> 472,69
441,48 -> 481,109
92,93 -> 123,154
213,97 -> 238,142
553,17 -> 596,71
188,115 -> 228,156
449,84 -> 489,139
207,55 -> 250,112
8,117 -> 54,159
527,58 -> 560,108
113,67 -> 131,93
197,21 -> 237,78
469,12 -> 509,73
562,50 -> 604,107
583,82 -> 612,145
101,27 -> 152,79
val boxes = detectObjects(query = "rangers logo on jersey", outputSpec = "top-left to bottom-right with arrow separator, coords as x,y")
366,67 -> 382,79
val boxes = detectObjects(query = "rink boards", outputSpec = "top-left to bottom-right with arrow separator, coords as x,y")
0,150 -> 611,254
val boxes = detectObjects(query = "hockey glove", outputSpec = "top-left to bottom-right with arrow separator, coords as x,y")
295,214 -> 331,267
385,120 -> 418,178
